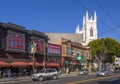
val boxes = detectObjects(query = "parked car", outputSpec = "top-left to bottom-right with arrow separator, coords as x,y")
96,69 -> 110,76
114,68 -> 120,73
78,69 -> 89,75
31,68 -> 59,81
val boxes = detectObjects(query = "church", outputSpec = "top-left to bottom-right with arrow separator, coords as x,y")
46,11 -> 98,72
46,11 -> 98,46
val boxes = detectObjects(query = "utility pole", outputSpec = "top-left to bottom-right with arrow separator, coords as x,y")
31,39 -> 36,73
33,51 -> 35,73
43,42 -> 46,69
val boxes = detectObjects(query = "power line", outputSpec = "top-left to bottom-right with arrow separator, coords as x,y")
94,0 -> 120,26
94,0 -> 120,39
75,0 -> 120,40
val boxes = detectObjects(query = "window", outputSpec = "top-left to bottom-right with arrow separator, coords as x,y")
7,36 -> 25,49
9,38 -> 13,47
48,47 -> 51,53
76,51 -> 80,56
90,27 -> 93,37
36,41 -> 44,52
47,44 -> 61,54
66,47 -> 71,54
62,46 -> 65,54
76,53 -> 79,56
71,50 -> 75,56
81,51 -> 84,56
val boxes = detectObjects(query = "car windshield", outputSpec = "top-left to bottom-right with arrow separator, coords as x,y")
39,69 -> 46,73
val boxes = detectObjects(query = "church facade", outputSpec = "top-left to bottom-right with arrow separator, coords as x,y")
76,11 -> 97,45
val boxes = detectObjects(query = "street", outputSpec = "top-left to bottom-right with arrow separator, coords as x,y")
2,73 -> 120,84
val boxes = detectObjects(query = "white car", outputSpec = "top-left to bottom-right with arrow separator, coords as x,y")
31,68 -> 59,81
96,69 -> 110,76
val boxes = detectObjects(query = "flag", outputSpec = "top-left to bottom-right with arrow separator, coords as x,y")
30,43 -> 36,53
33,43 -> 36,53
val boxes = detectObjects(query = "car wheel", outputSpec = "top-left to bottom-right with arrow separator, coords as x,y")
39,76 -> 43,81
53,75 -> 57,80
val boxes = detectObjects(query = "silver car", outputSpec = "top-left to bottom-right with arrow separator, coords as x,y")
31,69 -> 59,81
96,69 -> 110,76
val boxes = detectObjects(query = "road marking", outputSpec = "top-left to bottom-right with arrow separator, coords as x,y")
66,74 -> 120,84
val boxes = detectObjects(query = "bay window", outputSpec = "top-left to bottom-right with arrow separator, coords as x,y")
36,40 -> 44,52
47,44 -> 61,54
7,36 -> 25,50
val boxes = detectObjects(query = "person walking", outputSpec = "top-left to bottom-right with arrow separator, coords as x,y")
66,67 -> 70,74
7,69 -> 11,80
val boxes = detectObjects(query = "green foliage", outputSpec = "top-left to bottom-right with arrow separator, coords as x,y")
88,38 -> 120,63
111,55 -> 115,63
88,38 -> 106,56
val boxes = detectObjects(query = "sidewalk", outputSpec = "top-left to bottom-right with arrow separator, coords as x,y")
0,72 -> 95,84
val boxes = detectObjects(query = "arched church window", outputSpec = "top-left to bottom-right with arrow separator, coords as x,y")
90,27 -> 93,37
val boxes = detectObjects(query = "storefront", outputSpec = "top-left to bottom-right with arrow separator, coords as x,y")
46,43 -> 61,71
0,22 -> 48,77
61,38 -> 91,73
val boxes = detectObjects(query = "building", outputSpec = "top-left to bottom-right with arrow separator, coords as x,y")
45,11 -> 97,72
76,11 -> 97,45
61,38 -> 91,73
46,43 -> 61,70
46,11 -> 97,46
115,57 -> 120,65
0,22 -> 49,76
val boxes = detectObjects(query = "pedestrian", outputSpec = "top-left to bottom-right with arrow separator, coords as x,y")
7,69 -> 11,80
0,70 -> 2,78
66,67 -> 69,74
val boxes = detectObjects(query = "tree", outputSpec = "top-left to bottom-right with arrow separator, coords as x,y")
88,38 -> 120,70
88,38 -> 107,70
104,38 -> 120,63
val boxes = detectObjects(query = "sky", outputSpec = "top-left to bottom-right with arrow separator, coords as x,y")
0,0 -> 120,42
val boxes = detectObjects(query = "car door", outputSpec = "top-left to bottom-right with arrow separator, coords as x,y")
49,70 -> 54,78
44,70 -> 50,78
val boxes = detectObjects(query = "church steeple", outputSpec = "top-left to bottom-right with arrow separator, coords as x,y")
86,10 -> 89,21
75,11 -> 97,45
83,15 -> 85,25
94,11 -> 97,22
76,24 -> 80,33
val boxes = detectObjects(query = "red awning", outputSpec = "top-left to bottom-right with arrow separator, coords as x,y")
47,63 -> 59,67
0,61 -> 10,67
10,61 -> 30,67
29,62 -> 43,67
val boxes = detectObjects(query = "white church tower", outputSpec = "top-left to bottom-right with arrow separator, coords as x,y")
76,11 -> 98,45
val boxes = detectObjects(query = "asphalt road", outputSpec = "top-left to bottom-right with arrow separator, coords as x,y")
3,73 -> 120,84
